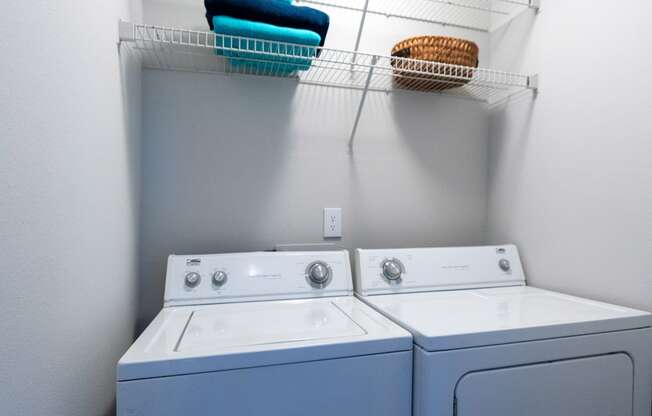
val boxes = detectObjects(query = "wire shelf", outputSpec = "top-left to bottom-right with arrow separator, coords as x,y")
296,0 -> 539,32
120,22 -> 536,105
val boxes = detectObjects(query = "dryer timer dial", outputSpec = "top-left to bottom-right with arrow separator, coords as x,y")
381,259 -> 404,283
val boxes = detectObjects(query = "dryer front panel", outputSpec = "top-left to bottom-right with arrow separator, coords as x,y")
455,354 -> 633,416
411,328 -> 652,416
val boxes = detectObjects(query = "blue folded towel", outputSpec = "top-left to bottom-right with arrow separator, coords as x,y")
213,15 -> 320,73
205,0 -> 329,50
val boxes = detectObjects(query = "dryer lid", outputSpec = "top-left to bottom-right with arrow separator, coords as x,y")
363,286 -> 652,351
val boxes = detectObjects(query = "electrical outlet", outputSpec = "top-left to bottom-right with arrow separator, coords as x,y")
323,208 -> 342,238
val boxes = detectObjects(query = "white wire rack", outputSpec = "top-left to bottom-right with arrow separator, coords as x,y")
296,0 -> 540,32
119,22 -> 536,105
119,21 -> 537,145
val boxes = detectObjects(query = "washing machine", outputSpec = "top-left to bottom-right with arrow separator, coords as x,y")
117,250 -> 412,416
354,245 -> 652,416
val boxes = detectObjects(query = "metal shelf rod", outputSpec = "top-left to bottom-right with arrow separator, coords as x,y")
349,55 -> 377,148
351,0 -> 371,66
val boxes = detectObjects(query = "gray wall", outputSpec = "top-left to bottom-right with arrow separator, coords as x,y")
0,1 -> 142,415
138,1 -> 491,324
488,1 -> 652,312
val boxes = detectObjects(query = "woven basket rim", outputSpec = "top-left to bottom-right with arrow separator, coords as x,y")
391,35 -> 479,55
390,35 -> 480,91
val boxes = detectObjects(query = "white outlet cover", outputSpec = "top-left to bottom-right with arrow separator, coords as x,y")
323,208 -> 342,238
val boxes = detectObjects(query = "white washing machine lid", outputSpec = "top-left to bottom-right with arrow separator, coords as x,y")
362,286 -> 652,351
118,296 -> 412,381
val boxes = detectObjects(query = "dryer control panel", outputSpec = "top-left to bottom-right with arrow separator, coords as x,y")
165,250 -> 353,306
354,245 -> 525,296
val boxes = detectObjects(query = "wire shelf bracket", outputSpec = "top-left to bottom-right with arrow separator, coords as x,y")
119,20 -> 136,43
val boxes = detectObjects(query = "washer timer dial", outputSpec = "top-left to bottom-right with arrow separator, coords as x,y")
306,261 -> 332,289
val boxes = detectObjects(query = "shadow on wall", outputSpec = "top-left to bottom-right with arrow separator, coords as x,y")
488,94 -> 536,244
486,3 -> 539,246
103,402 -> 116,416
138,71 -> 302,331
118,42 -> 143,343
137,69 -> 491,331
389,90 -> 488,187
343,88 -> 490,248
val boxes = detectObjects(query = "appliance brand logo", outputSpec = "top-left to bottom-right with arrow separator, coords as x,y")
249,273 -> 282,280
186,258 -> 201,266
441,264 -> 470,271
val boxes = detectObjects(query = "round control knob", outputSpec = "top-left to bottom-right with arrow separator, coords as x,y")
184,272 -> 201,288
212,271 -> 228,287
499,259 -> 511,272
382,259 -> 403,282
306,262 -> 332,288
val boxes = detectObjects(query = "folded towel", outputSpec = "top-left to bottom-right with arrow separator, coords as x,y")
213,15 -> 320,73
205,0 -> 329,50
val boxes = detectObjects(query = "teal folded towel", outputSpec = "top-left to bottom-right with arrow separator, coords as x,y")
205,0 -> 329,51
213,15 -> 320,74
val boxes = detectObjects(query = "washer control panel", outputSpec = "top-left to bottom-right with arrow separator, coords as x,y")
165,250 -> 352,306
354,245 -> 526,296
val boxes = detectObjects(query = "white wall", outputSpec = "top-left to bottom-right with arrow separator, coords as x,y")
0,1 -> 142,415
488,1 -> 652,312
138,1 -> 491,323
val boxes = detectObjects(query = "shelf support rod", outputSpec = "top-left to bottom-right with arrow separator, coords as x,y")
349,55 -> 377,149
351,0 -> 371,68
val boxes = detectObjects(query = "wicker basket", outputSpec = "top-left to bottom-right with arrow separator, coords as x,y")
390,36 -> 479,91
